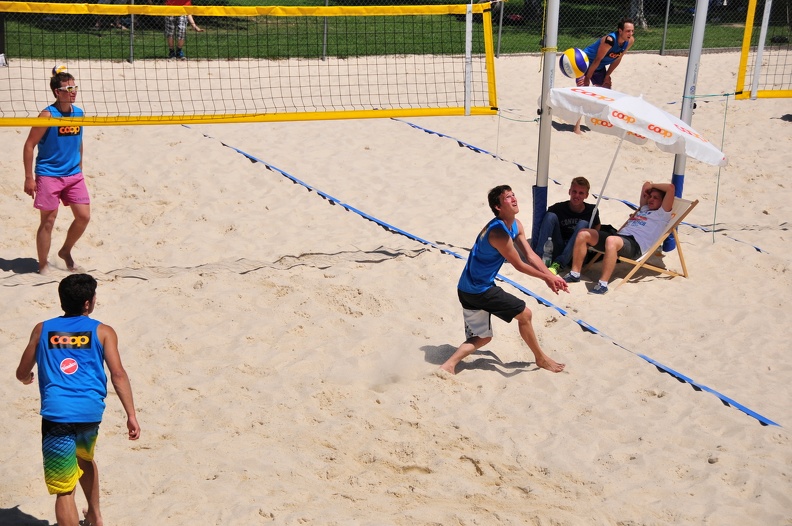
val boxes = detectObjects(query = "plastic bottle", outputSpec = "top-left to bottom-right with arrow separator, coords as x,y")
542,237 -> 553,267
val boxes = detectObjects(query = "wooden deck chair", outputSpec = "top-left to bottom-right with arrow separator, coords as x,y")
584,198 -> 699,288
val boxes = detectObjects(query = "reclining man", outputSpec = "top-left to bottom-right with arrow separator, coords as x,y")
563,181 -> 675,295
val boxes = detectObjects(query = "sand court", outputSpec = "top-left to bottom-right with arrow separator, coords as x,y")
1,52 -> 791,524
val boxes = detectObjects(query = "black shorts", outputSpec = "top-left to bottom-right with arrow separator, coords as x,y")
458,285 -> 525,323
593,232 -> 641,259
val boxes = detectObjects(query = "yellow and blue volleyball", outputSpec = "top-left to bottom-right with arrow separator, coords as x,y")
52,64 -> 68,76
559,48 -> 589,79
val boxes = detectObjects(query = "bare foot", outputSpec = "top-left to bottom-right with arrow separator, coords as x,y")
536,355 -> 565,373
438,363 -> 457,375
58,248 -> 76,271
38,263 -> 50,275
433,368 -> 455,380
573,125 -> 582,135
82,507 -> 101,526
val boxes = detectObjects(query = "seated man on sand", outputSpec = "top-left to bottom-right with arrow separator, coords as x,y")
530,176 -> 601,275
563,181 -> 674,295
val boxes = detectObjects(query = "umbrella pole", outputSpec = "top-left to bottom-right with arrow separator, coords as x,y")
590,131 -> 626,225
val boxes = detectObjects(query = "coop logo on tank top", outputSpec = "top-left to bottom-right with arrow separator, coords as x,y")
60,358 -> 78,375
58,126 -> 81,137
48,331 -> 92,349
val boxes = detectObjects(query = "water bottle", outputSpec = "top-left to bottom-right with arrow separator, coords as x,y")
542,237 -> 553,267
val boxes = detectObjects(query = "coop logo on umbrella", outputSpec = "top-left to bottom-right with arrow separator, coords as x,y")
610,110 -> 636,124
590,118 -> 614,128
674,123 -> 709,143
648,124 -> 673,138
48,332 -> 92,349
571,88 -> 615,102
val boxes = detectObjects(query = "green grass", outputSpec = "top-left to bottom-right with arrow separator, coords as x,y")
1,1 -> 758,62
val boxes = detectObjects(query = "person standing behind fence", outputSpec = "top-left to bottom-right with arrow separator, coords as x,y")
165,0 -> 189,60
574,17 -> 635,134
23,68 -> 90,275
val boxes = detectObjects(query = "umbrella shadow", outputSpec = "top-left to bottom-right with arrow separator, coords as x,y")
0,506 -> 50,525
778,114 -> 792,123
420,345 -> 537,377
0,257 -> 40,274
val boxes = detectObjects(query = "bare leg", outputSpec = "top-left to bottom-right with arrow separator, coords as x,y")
570,229 -> 598,274
55,490 -> 80,526
78,458 -> 103,526
598,235 -> 625,284
58,203 -> 90,271
36,209 -> 59,274
515,308 -> 565,372
574,117 -> 583,135
440,336 -> 491,375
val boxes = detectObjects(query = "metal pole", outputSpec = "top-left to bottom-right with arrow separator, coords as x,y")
496,0 -> 504,58
128,0 -> 135,64
531,0 -> 558,243
0,12 -> 7,67
464,3 -> 473,115
322,0 -> 329,61
660,0 -> 671,55
667,0 -> 709,250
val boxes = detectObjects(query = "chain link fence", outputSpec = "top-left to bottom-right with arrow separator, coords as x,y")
0,0 -> 750,64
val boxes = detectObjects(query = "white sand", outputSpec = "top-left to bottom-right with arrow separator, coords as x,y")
1,51 -> 791,525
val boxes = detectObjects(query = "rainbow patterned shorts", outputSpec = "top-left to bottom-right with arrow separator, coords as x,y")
41,419 -> 100,495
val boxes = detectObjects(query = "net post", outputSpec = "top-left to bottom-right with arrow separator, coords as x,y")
464,3 -> 473,116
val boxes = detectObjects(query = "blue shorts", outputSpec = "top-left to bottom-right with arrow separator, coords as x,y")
41,419 -> 100,495
576,68 -> 609,88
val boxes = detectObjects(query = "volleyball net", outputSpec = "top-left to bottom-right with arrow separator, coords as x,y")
735,0 -> 791,100
0,2 -> 498,126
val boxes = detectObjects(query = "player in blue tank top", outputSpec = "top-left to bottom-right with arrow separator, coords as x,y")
441,185 -> 569,375
574,18 -> 635,134
23,68 -> 91,274
16,274 -> 140,526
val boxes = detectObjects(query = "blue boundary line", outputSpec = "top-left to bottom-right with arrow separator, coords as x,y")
192,128 -> 780,428
393,118 -> 769,255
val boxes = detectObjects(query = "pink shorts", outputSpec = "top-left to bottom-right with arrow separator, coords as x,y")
34,173 -> 91,211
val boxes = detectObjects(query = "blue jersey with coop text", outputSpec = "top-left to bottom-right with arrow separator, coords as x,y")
583,32 -> 630,72
36,315 -> 107,423
35,104 -> 84,177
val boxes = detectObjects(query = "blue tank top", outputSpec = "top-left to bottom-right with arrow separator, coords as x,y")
35,104 -> 84,177
583,31 -> 630,72
458,218 -> 518,294
37,316 -> 107,423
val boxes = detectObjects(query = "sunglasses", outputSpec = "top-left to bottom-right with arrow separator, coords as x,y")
56,85 -> 79,93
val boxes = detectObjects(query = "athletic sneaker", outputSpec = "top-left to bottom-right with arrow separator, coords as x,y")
563,273 -> 580,283
548,262 -> 562,275
168,49 -> 176,59
589,283 -> 608,295
176,49 -> 186,60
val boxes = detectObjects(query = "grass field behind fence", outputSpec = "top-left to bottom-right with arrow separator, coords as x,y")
1,0 -> 757,61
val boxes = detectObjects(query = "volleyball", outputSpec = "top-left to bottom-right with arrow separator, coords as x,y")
558,48 -> 589,79
52,64 -> 68,76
